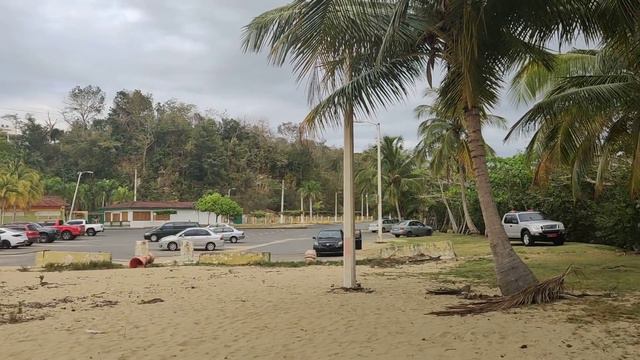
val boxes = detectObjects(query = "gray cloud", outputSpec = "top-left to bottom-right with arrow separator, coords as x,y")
0,0 -> 529,156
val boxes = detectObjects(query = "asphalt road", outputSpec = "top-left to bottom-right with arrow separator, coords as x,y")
0,223 -> 396,267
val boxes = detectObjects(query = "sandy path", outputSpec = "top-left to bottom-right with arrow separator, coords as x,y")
0,264 -> 637,360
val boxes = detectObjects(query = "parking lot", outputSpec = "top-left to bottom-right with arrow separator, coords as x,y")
0,224 -> 391,267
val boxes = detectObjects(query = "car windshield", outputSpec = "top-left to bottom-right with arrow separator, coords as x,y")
518,213 -> 545,222
318,230 -> 341,239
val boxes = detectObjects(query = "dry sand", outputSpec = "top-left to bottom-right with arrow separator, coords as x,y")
0,263 -> 637,360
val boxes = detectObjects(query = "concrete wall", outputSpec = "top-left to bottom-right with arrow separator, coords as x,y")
35,250 -> 112,267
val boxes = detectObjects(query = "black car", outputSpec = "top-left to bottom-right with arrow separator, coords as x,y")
143,221 -> 200,242
313,229 -> 362,255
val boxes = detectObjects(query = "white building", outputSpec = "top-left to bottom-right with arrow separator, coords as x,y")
102,201 -> 216,228
0,115 -> 21,137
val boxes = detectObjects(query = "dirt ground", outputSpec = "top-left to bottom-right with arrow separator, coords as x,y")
0,263 -> 638,360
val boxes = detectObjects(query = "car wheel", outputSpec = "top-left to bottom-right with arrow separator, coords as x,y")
426,229 -> 433,236
553,238 -> 565,246
381,227 -> 386,232
394,234 -> 401,238
61,231 -> 72,240
150,235 -> 158,242
168,242 -> 178,251
521,230 -> 534,246
87,228 -> 96,236
39,234 -> 48,243
205,242 -> 216,251
229,236 -> 238,243
1,240 -> 10,249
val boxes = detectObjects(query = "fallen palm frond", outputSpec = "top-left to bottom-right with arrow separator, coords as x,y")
427,285 -> 471,295
430,266 -> 579,316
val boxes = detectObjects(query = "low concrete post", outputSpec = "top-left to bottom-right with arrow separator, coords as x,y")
134,240 -> 150,257
181,240 -> 195,263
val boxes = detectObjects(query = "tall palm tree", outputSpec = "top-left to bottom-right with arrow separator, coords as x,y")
300,180 -> 322,220
0,174 -> 18,223
356,136 -> 419,220
5,161 -> 43,222
508,46 -> 640,198
416,105 -> 507,234
300,0 -> 598,295
243,0 -> 395,287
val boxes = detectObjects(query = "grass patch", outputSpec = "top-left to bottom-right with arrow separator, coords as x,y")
394,233 -> 640,293
43,261 -> 124,272
567,299 -> 640,324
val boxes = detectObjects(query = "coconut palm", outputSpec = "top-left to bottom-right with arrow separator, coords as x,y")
243,0 -> 399,287
356,136 -> 419,220
5,161 -> 43,221
508,45 -> 640,198
300,180 -> 322,220
298,0 -> 601,295
0,174 -> 18,223
416,105 -> 507,234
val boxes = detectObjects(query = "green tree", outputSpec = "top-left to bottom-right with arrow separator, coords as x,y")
0,174 -> 18,223
299,181 -> 321,220
5,161 -> 43,221
196,192 -> 242,224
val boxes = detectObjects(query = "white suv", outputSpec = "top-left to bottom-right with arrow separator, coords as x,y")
0,228 -> 28,249
502,211 -> 566,246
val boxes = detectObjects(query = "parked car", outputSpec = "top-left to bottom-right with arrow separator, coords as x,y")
502,211 -> 566,246
66,219 -> 104,236
158,227 -> 224,251
313,229 -> 362,256
368,218 -> 399,233
390,220 -> 433,238
0,228 -> 28,249
144,221 -> 200,242
5,222 -> 60,243
39,219 -> 85,240
2,223 -> 41,246
207,224 -> 245,243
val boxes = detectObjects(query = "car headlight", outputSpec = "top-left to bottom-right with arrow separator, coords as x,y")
144,233 -> 150,236
559,223 -> 565,230
314,241 -> 319,246
338,241 -> 343,247
531,225 -> 541,231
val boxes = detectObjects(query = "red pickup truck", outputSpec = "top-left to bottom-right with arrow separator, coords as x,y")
39,220 -> 84,240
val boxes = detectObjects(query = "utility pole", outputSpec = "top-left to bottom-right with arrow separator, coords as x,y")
134,168 -> 138,202
366,193 -> 369,219
69,171 -> 93,220
280,179 -> 285,224
375,122 -> 383,244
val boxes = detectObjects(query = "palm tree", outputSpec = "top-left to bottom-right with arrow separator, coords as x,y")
356,136 -> 419,220
508,46 -> 640,198
6,161 -> 43,221
300,180 -> 321,221
243,0 -> 393,287
111,186 -> 133,204
298,0 -> 600,295
416,105 -> 507,234
0,174 -> 18,223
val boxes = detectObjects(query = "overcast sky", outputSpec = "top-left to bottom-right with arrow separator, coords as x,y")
0,0 -> 532,155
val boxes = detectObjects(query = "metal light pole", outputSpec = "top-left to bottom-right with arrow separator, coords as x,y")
69,171 -> 93,220
334,192 -> 338,222
356,121 -> 383,243
280,179 -> 285,224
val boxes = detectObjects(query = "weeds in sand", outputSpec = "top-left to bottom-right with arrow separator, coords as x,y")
43,261 -> 123,272
17,266 -> 30,272
567,299 -> 640,324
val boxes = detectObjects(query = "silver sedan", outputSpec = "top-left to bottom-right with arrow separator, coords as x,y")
158,227 -> 224,251
207,224 -> 245,243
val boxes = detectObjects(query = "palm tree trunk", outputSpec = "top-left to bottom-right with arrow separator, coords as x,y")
439,181 -> 458,233
12,203 -> 17,222
309,198 -> 313,222
465,107 -> 537,295
300,193 -> 304,223
394,199 -> 402,220
458,166 -> 480,234
343,97 -> 356,288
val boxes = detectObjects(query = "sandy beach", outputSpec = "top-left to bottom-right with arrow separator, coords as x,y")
0,263 -> 637,360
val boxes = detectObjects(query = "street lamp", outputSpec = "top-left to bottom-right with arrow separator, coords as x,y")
227,188 -> 236,197
68,171 -> 94,220
356,120 -> 383,244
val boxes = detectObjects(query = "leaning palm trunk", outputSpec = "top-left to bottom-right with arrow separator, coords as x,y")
12,203 -> 17,222
394,199 -> 402,220
465,108 -> 537,295
439,181 -> 459,233
458,166 -> 480,234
